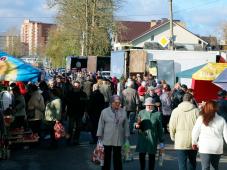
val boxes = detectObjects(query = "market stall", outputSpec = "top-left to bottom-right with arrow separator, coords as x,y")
192,63 -> 227,103
213,68 -> 227,91
0,52 -> 41,159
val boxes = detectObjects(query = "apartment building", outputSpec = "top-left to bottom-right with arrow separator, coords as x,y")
0,33 -> 6,51
21,19 -> 56,56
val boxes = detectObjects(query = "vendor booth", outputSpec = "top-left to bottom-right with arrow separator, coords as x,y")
213,68 -> 227,91
177,63 -> 227,103
192,63 -> 227,103
0,52 -> 40,159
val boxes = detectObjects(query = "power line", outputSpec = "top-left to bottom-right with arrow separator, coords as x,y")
0,16 -> 55,19
173,0 -> 220,14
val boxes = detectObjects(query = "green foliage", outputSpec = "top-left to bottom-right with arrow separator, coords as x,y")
46,0 -> 122,61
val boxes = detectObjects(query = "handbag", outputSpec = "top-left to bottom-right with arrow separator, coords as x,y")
54,121 -> 65,140
91,140 -> 104,166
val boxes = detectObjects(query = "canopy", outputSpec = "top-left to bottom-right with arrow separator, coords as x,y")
0,51 -> 41,82
213,68 -> 227,91
176,64 -> 206,78
192,62 -> 227,81
191,63 -> 227,103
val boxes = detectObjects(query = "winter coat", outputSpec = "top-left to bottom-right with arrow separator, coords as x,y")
135,109 -> 164,154
66,89 -> 87,118
192,114 -> 227,154
217,98 -> 227,122
88,90 -> 105,119
44,97 -> 62,122
96,107 -> 129,146
138,86 -> 146,96
13,94 -> 26,117
160,92 -> 172,116
122,87 -> 139,112
99,83 -> 112,103
27,91 -> 45,120
83,80 -> 93,99
169,101 -> 199,149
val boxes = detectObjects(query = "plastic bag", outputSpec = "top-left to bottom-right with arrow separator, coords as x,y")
54,121 -> 65,140
122,139 -> 133,162
91,139 -> 104,166
158,143 -> 165,167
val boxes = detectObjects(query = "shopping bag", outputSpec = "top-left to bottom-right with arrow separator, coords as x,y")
91,140 -> 104,166
122,139 -> 133,162
54,121 -> 65,140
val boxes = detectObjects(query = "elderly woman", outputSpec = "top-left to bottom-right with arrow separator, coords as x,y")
135,97 -> 164,170
97,95 -> 129,170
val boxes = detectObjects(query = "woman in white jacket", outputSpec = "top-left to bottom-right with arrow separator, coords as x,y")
192,100 -> 227,170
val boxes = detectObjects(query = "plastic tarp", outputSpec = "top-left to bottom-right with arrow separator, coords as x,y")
192,79 -> 221,103
0,51 -> 41,82
176,64 -> 206,78
192,63 -> 227,81
190,63 -> 227,103
213,68 -> 227,91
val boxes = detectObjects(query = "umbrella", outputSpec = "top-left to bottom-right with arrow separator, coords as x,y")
0,51 -> 41,82
213,68 -> 227,91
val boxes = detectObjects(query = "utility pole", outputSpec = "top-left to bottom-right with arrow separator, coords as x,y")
85,0 -> 88,56
169,0 -> 174,50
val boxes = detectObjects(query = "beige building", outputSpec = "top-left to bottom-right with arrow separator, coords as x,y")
113,19 -> 208,51
20,19 -> 56,56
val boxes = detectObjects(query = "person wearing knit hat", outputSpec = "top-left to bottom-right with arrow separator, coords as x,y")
111,95 -> 121,103
135,97 -> 164,170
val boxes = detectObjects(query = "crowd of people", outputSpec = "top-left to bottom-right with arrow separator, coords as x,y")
0,70 -> 227,170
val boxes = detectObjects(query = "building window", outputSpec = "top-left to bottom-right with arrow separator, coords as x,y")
151,35 -> 154,41
198,40 -> 202,44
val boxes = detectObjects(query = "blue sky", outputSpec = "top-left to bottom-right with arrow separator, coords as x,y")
0,0 -> 227,37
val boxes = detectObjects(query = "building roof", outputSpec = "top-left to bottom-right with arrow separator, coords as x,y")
131,21 -> 208,45
116,21 -> 151,42
200,36 -> 218,46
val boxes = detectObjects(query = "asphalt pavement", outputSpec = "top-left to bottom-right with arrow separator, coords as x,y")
0,132 -> 227,170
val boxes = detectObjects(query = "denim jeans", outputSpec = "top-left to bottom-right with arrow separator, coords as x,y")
176,150 -> 197,170
200,153 -> 221,170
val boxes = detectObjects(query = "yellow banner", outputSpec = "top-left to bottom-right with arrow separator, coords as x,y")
192,63 -> 227,80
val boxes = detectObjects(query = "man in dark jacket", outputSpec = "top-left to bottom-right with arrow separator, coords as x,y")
66,81 -> 87,145
87,84 -> 105,143
217,90 -> 227,122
